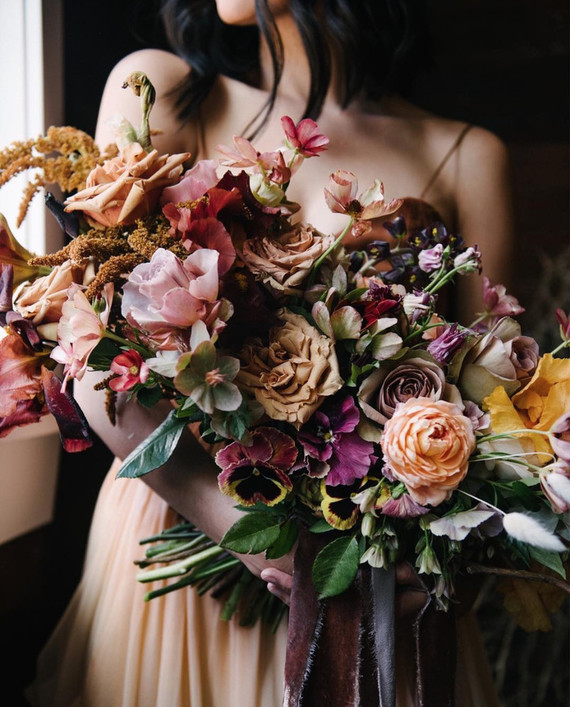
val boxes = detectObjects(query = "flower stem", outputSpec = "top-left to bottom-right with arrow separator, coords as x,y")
550,340 -> 570,356
104,329 -> 148,355
307,217 -> 354,287
136,544 -> 225,583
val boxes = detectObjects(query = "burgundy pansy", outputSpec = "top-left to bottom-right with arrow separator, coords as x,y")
216,427 -> 297,507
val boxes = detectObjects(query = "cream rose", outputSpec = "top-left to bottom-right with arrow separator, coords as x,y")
240,224 -> 334,294
237,309 -> 342,425
381,397 -> 476,506
14,260 -> 89,325
64,142 -> 190,228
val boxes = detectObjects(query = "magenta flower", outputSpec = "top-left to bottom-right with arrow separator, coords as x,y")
481,276 -> 524,318
216,427 -> 297,506
51,283 -> 113,387
281,116 -> 329,157
298,395 -> 376,486
427,323 -> 467,364
109,349 -> 150,392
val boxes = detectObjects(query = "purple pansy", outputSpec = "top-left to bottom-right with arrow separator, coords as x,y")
298,395 -> 376,486
427,323 -> 467,364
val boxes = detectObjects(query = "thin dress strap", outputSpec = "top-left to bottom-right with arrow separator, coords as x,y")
420,124 -> 473,199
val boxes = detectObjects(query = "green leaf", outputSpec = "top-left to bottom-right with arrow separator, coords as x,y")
88,337 -> 122,370
116,410 -> 186,478
221,513 -> 282,554
309,518 -> 335,534
136,386 -> 163,408
528,545 -> 567,579
266,519 -> 299,559
312,536 -> 360,599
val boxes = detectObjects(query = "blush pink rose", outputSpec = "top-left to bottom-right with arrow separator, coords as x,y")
64,143 -> 190,228
381,397 -> 476,506
121,247 -> 221,346
51,282 -> 114,387
159,159 -> 219,205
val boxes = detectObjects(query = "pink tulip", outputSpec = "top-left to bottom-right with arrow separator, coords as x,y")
481,276 -> 524,317
281,116 -> 329,157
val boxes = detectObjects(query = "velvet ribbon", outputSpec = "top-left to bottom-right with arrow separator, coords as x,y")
283,529 -> 457,707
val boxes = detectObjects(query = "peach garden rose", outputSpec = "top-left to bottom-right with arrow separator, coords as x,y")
64,142 -> 190,228
381,397 -> 476,506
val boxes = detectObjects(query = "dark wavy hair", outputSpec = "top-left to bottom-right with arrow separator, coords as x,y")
160,0 -> 429,136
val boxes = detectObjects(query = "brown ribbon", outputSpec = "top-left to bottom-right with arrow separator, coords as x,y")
283,529 -> 457,707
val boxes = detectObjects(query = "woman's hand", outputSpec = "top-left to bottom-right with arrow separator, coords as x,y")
257,558 -> 429,612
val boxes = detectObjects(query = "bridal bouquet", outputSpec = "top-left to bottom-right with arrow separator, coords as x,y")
1,74 -> 569,635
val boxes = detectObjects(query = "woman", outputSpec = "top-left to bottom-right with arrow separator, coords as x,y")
29,1 -> 512,704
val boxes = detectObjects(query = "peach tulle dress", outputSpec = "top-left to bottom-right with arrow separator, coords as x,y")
28,190 -> 502,707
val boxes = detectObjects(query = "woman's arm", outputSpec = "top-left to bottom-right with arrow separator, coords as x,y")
453,126 -> 515,321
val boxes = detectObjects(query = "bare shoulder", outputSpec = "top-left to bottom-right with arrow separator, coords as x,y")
96,49 -> 197,157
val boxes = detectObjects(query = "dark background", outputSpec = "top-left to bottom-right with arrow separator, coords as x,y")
1,0 -> 569,704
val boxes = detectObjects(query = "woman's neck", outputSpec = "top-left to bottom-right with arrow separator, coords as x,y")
258,11 -> 341,111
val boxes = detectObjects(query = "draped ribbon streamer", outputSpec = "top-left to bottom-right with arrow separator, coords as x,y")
283,529 -> 457,707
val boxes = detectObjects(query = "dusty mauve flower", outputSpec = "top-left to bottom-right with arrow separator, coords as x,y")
14,261 -> 88,325
555,309 -> 570,341
418,243 -> 444,273
452,317 -> 522,405
51,283 -> 113,386
426,323 -> 467,364
240,224 -> 335,294
509,335 -> 539,382
358,353 -> 451,426
64,143 -> 190,227
0,332 -> 47,419
121,248 -> 222,347
481,276 -> 524,318
237,309 -> 343,426
381,397 -> 476,506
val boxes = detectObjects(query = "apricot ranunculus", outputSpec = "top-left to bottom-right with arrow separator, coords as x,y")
483,353 -> 570,462
64,143 -> 190,228
381,397 -> 476,506
240,224 -> 335,294
237,309 -> 343,426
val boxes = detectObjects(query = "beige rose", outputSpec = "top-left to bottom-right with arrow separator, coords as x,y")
64,142 -> 190,228
240,224 -> 334,294
237,309 -> 342,425
14,260 -> 89,325
381,397 -> 476,506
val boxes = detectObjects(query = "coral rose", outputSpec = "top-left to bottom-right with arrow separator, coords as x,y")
237,309 -> 342,425
240,224 -> 334,295
64,143 -> 190,227
381,397 -> 476,506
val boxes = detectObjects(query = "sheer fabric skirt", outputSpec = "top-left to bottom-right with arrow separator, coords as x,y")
28,460 -> 500,707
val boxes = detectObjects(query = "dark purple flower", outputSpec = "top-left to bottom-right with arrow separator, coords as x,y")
42,368 -> 92,453
298,395 -> 376,486
427,323 -> 467,364
365,240 -> 391,261
382,216 -> 407,240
